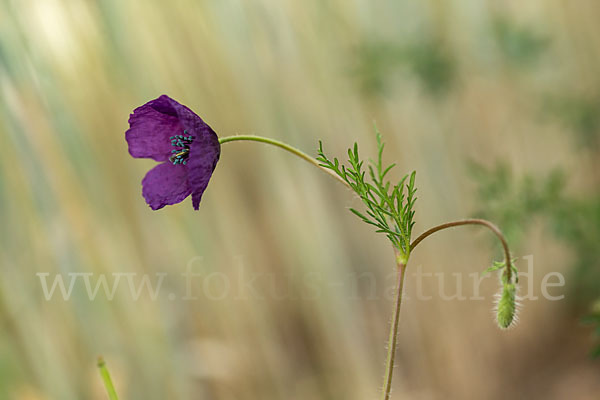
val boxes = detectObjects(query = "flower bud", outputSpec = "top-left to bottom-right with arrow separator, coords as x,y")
496,283 -> 517,329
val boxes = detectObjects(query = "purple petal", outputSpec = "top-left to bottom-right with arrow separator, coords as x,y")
126,95 -> 184,161
186,126 -> 221,210
142,162 -> 192,210
160,95 -> 212,141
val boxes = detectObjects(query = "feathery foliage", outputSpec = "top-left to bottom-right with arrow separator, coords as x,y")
316,131 -> 416,263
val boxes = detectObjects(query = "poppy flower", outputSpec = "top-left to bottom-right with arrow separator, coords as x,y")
126,95 -> 220,210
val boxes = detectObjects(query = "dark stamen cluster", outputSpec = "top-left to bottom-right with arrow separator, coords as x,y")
169,130 -> 194,165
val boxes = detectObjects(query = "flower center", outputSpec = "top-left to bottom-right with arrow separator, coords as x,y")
169,131 -> 194,165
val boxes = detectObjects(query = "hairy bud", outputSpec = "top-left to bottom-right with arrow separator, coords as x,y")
496,282 -> 517,329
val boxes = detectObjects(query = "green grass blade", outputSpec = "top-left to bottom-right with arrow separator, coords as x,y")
98,357 -> 120,400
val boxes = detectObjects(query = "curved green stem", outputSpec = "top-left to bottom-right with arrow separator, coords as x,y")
219,135 -> 350,187
410,218 -> 513,282
381,251 -> 407,400
381,218 -> 513,399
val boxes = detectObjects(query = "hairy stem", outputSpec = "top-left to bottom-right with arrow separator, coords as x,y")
98,357 -> 119,400
410,218 -> 513,282
219,135 -> 350,187
380,219 -> 513,399
381,251 -> 407,400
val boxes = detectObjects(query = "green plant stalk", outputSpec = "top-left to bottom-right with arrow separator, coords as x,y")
98,357 -> 119,400
219,135 -> 350,188
381,251 -> 407,400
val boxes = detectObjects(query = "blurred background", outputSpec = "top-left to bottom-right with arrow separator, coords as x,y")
1,0 -> 599,399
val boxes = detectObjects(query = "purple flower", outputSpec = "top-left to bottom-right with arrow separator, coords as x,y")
126,95 -> 220,210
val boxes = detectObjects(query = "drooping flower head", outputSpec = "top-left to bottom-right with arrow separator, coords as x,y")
126,95 -> 220,210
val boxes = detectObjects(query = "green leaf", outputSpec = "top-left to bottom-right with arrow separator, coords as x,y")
483,260 -> 507,275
